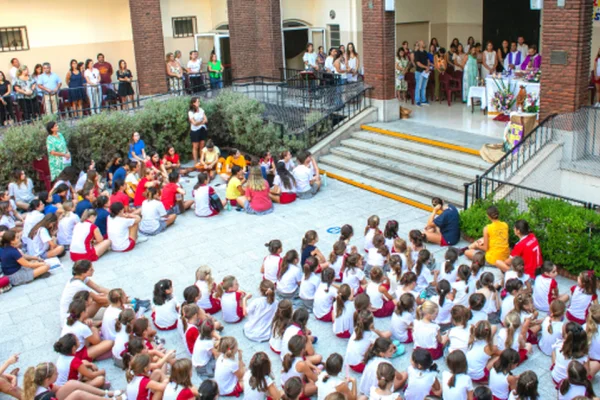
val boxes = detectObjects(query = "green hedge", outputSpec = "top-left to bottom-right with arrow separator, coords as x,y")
0,92 -> 305,185
460,197 -> 600,275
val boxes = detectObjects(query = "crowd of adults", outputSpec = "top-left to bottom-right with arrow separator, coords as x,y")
393,36 -> 541,106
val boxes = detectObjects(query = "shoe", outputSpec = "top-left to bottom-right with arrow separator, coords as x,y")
136,235 -> 149,244
422,102 -> 430,106
416,103 -> 422,107
458,246 -> 469,256
39,272 -> 51,279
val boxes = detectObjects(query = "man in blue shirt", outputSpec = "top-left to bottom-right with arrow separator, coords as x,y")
37,63 -> 62,115
423,197 -> 461,246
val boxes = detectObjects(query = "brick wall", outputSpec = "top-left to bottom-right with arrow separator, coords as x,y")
540,0 -> 593,120
129,0 -> 167,95
362,0 -> 395,101
228,0 -> 283,79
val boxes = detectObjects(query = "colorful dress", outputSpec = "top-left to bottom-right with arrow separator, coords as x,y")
462,55 -> 478,103
395,57 -> 409,91
47,133 -> 68,180
168,64 -> 182,93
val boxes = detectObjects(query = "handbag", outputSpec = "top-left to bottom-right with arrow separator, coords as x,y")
209,192 -> 223,213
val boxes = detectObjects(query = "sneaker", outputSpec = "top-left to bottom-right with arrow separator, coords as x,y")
136,235 -> 149,244
422,102 -> 430,106
135,298 -> 152,310
416,102 -> 422,107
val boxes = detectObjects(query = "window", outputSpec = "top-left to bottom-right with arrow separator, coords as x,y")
328,25 -> 340,48
172,17 -> 197,38
0,27 -> 29,52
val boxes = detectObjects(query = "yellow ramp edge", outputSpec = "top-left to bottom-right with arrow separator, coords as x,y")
361,125 -> 481,156
321,170 -> 435,212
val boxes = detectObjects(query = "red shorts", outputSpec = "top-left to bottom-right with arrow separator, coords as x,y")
228,199 -> 238,207
316,308 -> 333,322
416,342 -> 444,360
440,236 -> 449,247
279,192 -> 297,204
566,310 -> 586,325
373,300 -> 395,318
518,348 -> 528,365
70,248 -> 99,262
151,311 -> 178,331
114,238 -> 135,253
349,363 -> 365,373
203,297 -> 222,315
401,329 -> 414,344
493,396 -> 506,400
336,330 -> 351,339
356,286 -> 364,295
75,347 -> 91,362
526,329 -> 539,345
270,345 -> 281,354
223,382 -> 243,397
472,367 -> 490,383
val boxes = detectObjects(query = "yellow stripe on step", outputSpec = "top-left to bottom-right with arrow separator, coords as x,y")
361,125 -> 481,156
321,170 -> 435,212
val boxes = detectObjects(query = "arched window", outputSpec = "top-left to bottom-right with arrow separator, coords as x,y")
215,23 -> 229,31
283,20 -> 310,28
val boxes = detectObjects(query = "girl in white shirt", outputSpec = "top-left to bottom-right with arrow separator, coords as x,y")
101,288 -> 127,341
367,267 -> 395,318
391,293 -> 415,344
214,337 -> 246,396
315,353 -> 356,400
585,304 -> 600,368
501,278 -> 523,324
243,352 -> 280,400
280,335 -> 319,397
468,253 -> 485,295
539,299 -> 566,356
566,270 -> 598,325
508,371 -> 539,400
243,280 -> 278,342
365,235 -> 388,275
413,250 -> 437,295
28,213 -> 65,259
164,359 -> 198,399
466,320 -> 499,383
395,271 -> 421,303
193,320 -> 219,377
431,280 -> 454,330
414,300 -> 447,361
345,310 -> 389,372
495,311 -> 531,365
269,299 -> 293,355
513,293 -> 542,344
441,350 -> 474,400
61,299 -> 114,361
477,272 -> 501,323
192,173 -> 218,218
276,250 -> 303,300
261,240 -> 283,284
139,187 -> 172,236
195,265 -> 221,314
57,201 -> 79,247
215,275 -> 250,324
313,267 -> 338,322
438,247 -> 459,284
332,284 -> 355,338
369,362 -> 402,400
386,254 -> 405,295
382,220 -> 398,253
299,256 -> 320,311
358,338 -> 406,396
557,360 -> 593,400
328,241 -> 347,281
489,348 -> 520,400
112,309 -> 136,366
53,334 -> 106,388
468,293 -> 490,328
152,279 -> 179,330
281,308 -> 320,364
447,305 -> 471,354
363,215 -> 380,252
452,265 -> 471,307
342,253 -> 367,295
404,348 -> 442,399
551,322 -> 589,385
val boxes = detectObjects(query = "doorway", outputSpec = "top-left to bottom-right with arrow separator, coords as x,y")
282,20 -> 326,74
195,32 -> 231,83
483,0 -> 541,49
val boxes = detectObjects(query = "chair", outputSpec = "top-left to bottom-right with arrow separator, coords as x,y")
32,157 -> 52,192
440,72 -> 463,107
405,72 -> 416,104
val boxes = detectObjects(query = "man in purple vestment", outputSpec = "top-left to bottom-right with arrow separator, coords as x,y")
521,45 -> 541,71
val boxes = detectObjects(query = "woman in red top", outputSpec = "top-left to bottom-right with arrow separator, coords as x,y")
236,167 -> 274,215
496,219 -> 542,279
133,169 -> 158,208
163,145 -> 181,173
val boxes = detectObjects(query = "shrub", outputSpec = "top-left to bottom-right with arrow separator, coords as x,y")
460,197 -> 600,275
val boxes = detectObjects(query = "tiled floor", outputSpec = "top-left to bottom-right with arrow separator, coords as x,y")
0,176 -> 588,399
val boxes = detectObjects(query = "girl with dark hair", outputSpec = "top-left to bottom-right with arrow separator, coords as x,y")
358,338 -> 407,396
551,322 -> 589,386
404,348 -> 441,398
53,334 -> 106,388
193,172 -> 219,218
152,279 -> 179,331
198,380 -> 219,400
1,229 -> 49,286
270,161 -> 297,204
69,209 -> 112,262
243,351 -> 280,399
441,350 -> 473,399
84,59 -> 101,114
489,348 -> 520,400
276,250 -> 303,301
558,360 -> 594,400
128,131 -> 147,163
116,59 -> 135,110
66,58 -> 85,117
281,335 -> 319,397
28,213 -> 65,259
346,42 -> 360,83
107,201 -> 142,252
496,219 -> 542,278
8,169 -> 35,209
0,71 -> 15,125
243,280 -> 277,342
164,359 -> 198,399
509,370 -> 539,400
316,353 -> 357,400
188,96 -> 208,165
139,187 -> 175,235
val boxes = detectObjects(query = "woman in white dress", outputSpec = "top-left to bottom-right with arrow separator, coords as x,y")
346,43 -> 360,83
481,41 -> 498,80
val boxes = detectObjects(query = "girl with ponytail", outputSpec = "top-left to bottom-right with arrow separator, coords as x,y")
386,254 -> 403,294
513,292 -> 541,345
539,299 -> 566,356
269,300 -> 293,355
152,279 -> 179,331
452,264 -> 471,307
439,247 -> 459,283
391,293 -> 415,344
496,311 -> 531,365
214,337 -> 246,396
276,250 -> 303,300
559,360 -> 595,400
315,353 -> 357,400
586,304 -> 600,377
328,241 -> 347,281
342,253 -> 367,296
467,251 -> 486,295
476,271 -> 501,323
383,220 -> 399,252
53,334 -> 106,388
180,303 -> 202,356
397,271 -> 421,304
466,320 -> 499,384
100,288 -> 128,342
23,361 -> 126,400
125,354 -> 169,400
489,348 -> 520,400
282,377 -> 303,400
414,249 -> 437,296
300,230 -> 327,267
332,284 -> 355,338
61,299 -> 114,361
551,322 -> 589,386
299,256 -> 320,312
280,308 -> 320,364
345,310 -> 391,372
313,267 -> 339,322
280,336 -> 319,397
441,350 -> 473,399
431,279 -> 454,331
363,215 -> 381,253
214,275 -> 251,324
369,362 -> 400,400
194,265 -> 221,314
261,239 -> 283,284
358,338 -> 407,397
164,358 -> 198,399
192,319 -> 220,378
404,348 -> 441,398
365,266 -> 395,318
181,285 -> 223,335
509,370 -> 539,400
413,300 -> 447,360
243,351 -> 279,399
112,308 -> 136,368
243,280 -> 278,342
339,224 -> 354,247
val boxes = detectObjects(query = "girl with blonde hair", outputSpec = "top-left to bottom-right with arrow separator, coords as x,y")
236,167 -> 274,215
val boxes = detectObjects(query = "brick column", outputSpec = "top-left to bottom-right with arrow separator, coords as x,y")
228,0 -> 283,79
129,0 -> 167,95
362,0 -> 396,120
540,0 -> 593,119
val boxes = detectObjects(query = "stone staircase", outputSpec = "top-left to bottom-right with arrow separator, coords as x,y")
319,125 -> 490,209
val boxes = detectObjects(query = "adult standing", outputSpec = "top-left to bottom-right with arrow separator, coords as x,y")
433,48 -> 447,101
8,58 -> 20,84
0,71 -> 15,125
496,220 -> 542,279
465,36 -> 475,54
303,43 -> 319,70
66,59 -> 85,117
166,52 -> 183,94
46,121 -> 70,182
454,44 -> 466,72
346,43 -> 360,83
236,167 -> 274,215
481,42 -> 497,80
207,53 -> 224,90
37,62 -> 62,115
517,36 -> 529,60
496,40 -> 509,73
0,230 -> 49,286
395,47 -> 410,102
317,46 -> 326,70
93,53 -> 113,87
188,97 -> 208,165
423,197 -> 460,246
128,131 -> 147,163
413,40 -> 431,107
462,47 -> 478,103
116,60 -> 135,110
13,66 -> 40,121
187,50 -> 203,92
84,59 -> 102,114
504,42 -> 522,73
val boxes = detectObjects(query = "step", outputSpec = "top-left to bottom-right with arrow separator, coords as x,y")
352,130 -> 490,171
338,138 -> 481,182
330,146 -> 467,192
320,154 -> 464,206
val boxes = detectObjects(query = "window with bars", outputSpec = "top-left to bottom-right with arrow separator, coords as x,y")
0,27 -> 29,52
172,17 -> 197,38
328,25 -> 340,48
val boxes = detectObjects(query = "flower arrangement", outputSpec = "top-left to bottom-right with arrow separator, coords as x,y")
491,78 -> 516,114
523,93 -> 539,113
526,69 -> 541,83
